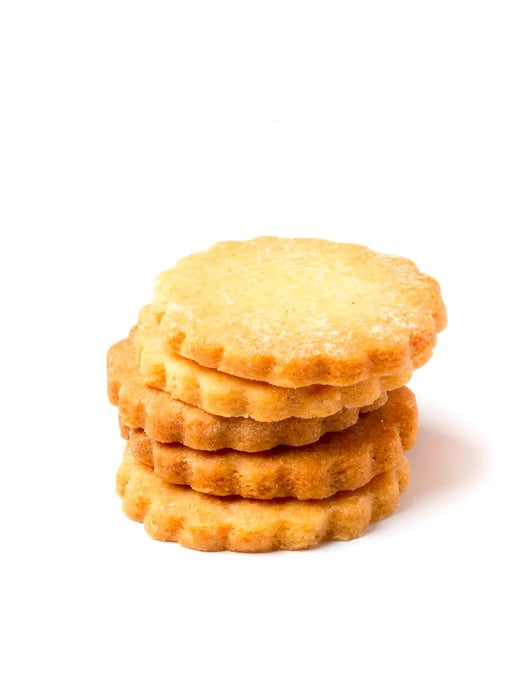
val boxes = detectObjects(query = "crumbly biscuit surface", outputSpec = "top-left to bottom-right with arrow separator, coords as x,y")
124,386 -> 417,499
152,238 -> 446,387
136,306 -> 413,420
116,445 -> 410,552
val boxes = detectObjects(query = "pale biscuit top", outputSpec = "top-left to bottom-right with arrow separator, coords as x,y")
152,237 -> 447,387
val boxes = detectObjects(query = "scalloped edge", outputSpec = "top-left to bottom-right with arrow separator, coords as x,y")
125,386 -> 417,499
108,335 -> 388,450
152,238 -> 447,388
116,445 -> 410,552
135,307 -> 414,420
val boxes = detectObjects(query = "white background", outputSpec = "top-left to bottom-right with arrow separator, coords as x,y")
1,2 -> 520,698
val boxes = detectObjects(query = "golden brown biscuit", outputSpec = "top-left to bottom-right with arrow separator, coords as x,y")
135,305 -> 413,420
109,334 -> 387,450
123,387 -> 417,499
116,445 -> 410,552
151,238 -> 446,387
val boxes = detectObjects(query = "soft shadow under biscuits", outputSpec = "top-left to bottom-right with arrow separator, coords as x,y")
400,417 -> 488,511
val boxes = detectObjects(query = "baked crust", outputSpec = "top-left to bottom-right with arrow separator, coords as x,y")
135,306 -> 413,420
151,238 -> 446,387
109,334 -> 388,450
116,445 -> 410,552
123,386 -> 417,499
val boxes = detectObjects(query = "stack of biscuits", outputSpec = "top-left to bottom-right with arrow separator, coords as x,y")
107,238 -> 446,552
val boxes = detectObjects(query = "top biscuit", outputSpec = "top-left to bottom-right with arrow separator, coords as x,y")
152,238 -> 446,388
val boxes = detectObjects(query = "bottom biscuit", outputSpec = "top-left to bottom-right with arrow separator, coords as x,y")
116,445 -> 410,552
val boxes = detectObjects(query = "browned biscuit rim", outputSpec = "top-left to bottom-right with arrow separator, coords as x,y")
108,335 -> 388,450
152,238 -> 446,387
135,307 -> 414,421
117,445 -> 410,552
124,387 -> 418,499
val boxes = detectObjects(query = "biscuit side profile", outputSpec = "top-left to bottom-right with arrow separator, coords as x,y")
135,306 -> 413,420
108,335 -> 387,450
124,386 -> 418,499
116,445 -> 410,552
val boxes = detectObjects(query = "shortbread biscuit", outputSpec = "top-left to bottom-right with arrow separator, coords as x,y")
123,386 -> 417,499
108,335 -> 387,451
116,445 -> 410,552
152,238 -> 446,387
135,306 -> 413,420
